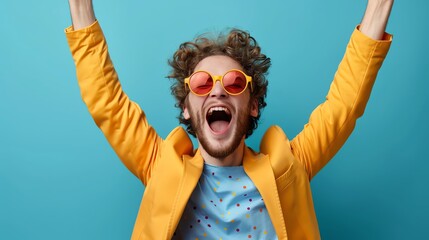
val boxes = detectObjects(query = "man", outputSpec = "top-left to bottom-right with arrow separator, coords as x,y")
66,0 -> 393,239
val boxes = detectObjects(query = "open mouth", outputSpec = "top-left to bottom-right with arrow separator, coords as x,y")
206,107 -> 232,134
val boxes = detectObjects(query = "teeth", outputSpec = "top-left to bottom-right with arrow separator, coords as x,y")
208,107 -> 230,115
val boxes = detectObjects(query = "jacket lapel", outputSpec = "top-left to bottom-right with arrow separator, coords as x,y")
166,149 -> 204,239
243,147 -> 288,239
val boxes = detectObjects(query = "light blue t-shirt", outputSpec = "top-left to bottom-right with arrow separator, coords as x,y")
173,163 -> 277,239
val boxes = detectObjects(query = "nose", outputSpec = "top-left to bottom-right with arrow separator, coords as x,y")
210,81 -> 228,98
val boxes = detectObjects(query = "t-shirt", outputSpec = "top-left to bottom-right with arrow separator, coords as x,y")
173,163 -> 277,239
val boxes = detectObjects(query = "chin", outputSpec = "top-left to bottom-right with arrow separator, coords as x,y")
198,125 -> 245,159
188,101 -> 251,160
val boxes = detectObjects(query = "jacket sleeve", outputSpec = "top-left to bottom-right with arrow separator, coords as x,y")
65,21 -> 162,185
290,27 -> 392,180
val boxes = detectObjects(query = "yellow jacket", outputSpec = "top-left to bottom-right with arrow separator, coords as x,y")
66,22 -> 391,239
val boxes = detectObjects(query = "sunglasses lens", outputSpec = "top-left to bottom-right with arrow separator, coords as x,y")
223,71 -> 247,94
189,72 -> 213,95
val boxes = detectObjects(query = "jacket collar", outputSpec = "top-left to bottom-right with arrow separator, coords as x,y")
172,130 -> 289,239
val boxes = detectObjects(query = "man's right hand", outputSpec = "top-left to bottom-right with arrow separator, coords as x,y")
68,0 -> 96,30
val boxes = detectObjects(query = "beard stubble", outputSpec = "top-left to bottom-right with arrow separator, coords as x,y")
188,104 -> 251,159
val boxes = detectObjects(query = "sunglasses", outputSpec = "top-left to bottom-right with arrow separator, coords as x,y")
184,69 -> 253,96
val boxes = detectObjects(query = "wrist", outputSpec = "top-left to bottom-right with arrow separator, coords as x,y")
360,0 -> 394,40
68,0 -> 96,30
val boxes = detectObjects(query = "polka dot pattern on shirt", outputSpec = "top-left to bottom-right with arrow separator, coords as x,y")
173,163 -> 277,239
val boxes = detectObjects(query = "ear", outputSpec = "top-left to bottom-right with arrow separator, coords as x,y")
183,106 -> 190,120
250,99 -> 259,117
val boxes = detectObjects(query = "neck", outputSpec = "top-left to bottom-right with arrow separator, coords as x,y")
199,139 -> 246,167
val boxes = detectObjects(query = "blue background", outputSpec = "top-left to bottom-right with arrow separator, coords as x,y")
1,0 -> 428,239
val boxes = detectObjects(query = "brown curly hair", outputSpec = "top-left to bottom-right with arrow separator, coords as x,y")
168,28 -> 271,138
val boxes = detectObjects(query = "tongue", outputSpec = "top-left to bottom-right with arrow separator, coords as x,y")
210,120 -> 229,133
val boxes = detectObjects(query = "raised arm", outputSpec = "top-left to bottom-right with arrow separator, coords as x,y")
290,0 -> 393,180
66,1 -> 162,185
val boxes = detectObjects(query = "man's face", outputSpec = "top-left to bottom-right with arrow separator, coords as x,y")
183,55 -> 258,160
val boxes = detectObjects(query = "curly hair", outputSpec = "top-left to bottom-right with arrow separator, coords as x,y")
168,28 -> 271,138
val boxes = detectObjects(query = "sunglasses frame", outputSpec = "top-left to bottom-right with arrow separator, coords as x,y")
184,69 -> 253,96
